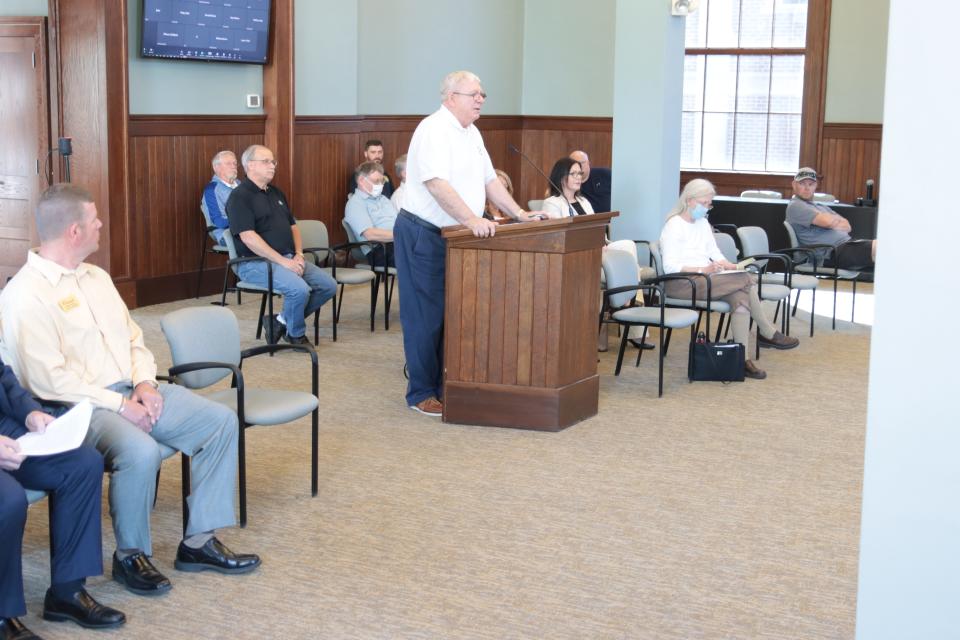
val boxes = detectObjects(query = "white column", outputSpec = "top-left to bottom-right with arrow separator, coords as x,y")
609,0 -> 686,242
855,1 -> 960,637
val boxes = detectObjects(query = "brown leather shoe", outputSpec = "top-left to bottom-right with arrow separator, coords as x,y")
409,397 -> 443,417
758,331 -> 799,350
744,360 -> 767,379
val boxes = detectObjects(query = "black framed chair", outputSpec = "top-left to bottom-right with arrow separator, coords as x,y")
161,305 -> 319,528
196,205 -> 231,300
736,225 -> 820,337
218,229 -> 288,344
297,220 -> 377,342
783,221 -> 866,329
341,219 -> 396,331
600,249 -> 699,397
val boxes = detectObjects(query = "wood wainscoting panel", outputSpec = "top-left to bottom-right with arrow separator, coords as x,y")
127,115 -> 265,300
819,123 -> 882,204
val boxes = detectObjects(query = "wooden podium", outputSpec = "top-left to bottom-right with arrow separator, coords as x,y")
441,212 -> 617,431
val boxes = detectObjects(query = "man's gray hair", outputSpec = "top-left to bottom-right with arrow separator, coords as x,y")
355,161 -> 385,180
240,144 -> 268,171
666,178 -> 716,219
35,183 -> 94,242
440,70 -> 481,100
212,150 -> 236,170
394,154 -> 407,176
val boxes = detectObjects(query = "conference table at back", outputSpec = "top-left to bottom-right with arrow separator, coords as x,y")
708,195 -> 879,252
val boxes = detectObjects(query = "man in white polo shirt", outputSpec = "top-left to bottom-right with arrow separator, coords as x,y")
396,70 -> 543,417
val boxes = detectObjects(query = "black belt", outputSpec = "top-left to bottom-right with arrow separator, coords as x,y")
399,209 -> 441,234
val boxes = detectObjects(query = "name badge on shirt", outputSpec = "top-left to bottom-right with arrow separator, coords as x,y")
58,295 -> 81,312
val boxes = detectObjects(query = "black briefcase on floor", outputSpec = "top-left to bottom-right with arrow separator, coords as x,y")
688,332 -> 745,382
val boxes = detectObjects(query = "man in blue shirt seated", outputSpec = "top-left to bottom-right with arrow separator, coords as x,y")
1,357 -> 126,637
201,150 -> 240,245
344,161 -> 398,268
786,167 -> 877,269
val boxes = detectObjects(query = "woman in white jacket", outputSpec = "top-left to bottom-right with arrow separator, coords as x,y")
541,157 -> 593,219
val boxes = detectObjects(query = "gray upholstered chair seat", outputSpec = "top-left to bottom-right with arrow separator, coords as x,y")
665,297 -> 732,313
795,263 -> 859,279
234,279 -> 269,293
356,263 -> 397,275
612,306 -> 699,328
206,388 -> 319,425
763,273 -> 819,290
758,283 -> 791,300
319,267 -> 376,285
162,305 -> 320,527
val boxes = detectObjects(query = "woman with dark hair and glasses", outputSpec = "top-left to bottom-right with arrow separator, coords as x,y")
542,157 -> 593,219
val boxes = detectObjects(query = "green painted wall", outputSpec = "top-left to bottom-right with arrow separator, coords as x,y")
0,0 -> 47,16
355,0 -> 523,115
521,0 -> 615,116
295,0 -> 358,115
824,0 -> 888,123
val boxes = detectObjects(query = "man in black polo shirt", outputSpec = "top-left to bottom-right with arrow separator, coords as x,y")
226,145 -> 337,345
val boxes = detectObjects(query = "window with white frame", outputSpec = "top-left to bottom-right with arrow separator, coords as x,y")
681,0 -> 810,173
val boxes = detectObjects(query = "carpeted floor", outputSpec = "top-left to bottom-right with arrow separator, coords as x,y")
18,281 -> 870,639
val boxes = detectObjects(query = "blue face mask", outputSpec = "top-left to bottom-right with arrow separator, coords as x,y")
690,203 -> 709,220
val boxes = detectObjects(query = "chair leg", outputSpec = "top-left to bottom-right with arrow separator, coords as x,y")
635,326 -> 649,366
332,285 -> 341,342
657,326 -> 666,397
809,287 -> 816,337
851,280 -> 858,323
311,409 -> 319,497
832,277 -> 839,330
384,273 -> 395,331
196,239 -> 207,299
614,327 -> 629,376
238,424 -> 247,528
256,295 -> 268,339
369,276 -> 379,332
181,454 -> 191,537
662,328 -> 674,358
314,309 -> 320,345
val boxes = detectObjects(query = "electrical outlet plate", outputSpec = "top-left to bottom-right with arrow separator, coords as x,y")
246,94 -> 261,108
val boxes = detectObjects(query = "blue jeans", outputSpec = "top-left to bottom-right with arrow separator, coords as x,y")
237,256 -> 337,338
393,213 -> 446,406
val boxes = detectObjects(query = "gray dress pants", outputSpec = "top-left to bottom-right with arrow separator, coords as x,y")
84,382 -> 238,555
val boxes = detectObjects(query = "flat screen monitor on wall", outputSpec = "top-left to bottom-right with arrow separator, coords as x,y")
141,0 -> 272,64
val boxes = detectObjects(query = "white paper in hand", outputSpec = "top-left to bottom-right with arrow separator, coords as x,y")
17,400 -> 93,456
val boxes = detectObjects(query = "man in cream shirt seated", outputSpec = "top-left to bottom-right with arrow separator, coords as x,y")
0,184 -> 260,602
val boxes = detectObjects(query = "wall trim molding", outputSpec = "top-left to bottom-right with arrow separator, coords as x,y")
822,122 -> 883,140
128,114 -> 267,136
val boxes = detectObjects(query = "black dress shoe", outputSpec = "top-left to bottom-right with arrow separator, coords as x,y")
112,551 -> 172,596
175,537 -> 261,574
42,588 -> 126,629
628,338 -> 656,350
262,314 -> 286,344
0,617 -> 41,640
282,333 -> 310,345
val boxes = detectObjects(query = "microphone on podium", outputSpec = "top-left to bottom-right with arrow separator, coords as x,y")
508,144 -> 564,198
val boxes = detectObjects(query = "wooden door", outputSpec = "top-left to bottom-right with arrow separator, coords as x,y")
0,18 -> 49,283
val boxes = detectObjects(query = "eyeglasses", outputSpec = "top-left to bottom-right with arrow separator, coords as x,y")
251,158 -> 278,167
568,171 -> 585,178
452,91 -> 487,100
